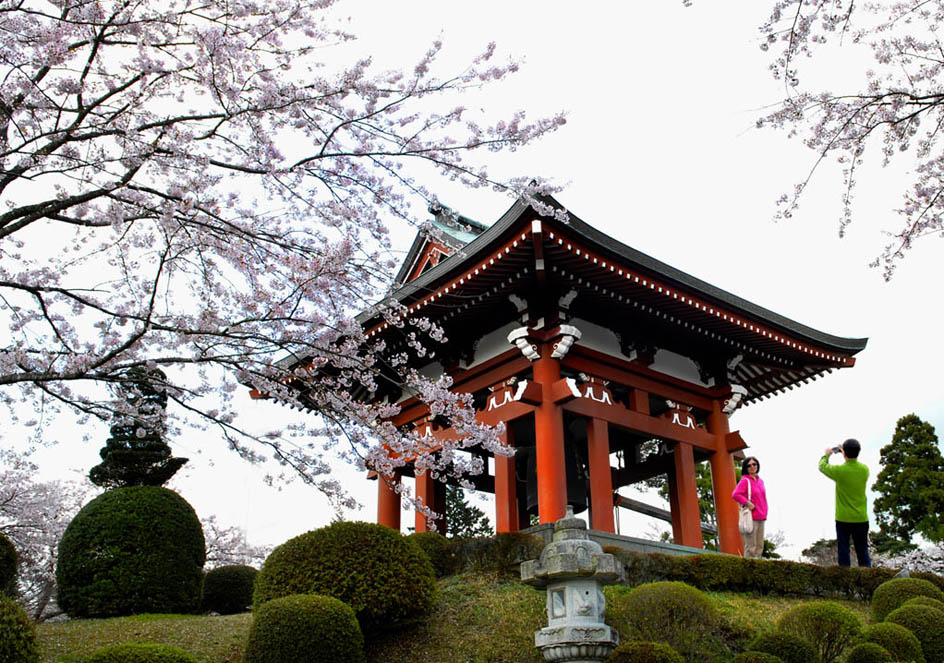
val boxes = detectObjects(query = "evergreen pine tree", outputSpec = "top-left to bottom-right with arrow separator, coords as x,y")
444,486 -> 492,539
89,367 -> 187,488
873,413 -> 944,543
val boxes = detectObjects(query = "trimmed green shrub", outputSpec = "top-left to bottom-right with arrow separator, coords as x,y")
610,550 -> 690,586
0,532 -> 16,596
607,641 -> 685,663
886,604 -> 944,663
201,565 -> 257,614
0,593 -> 39,663
914,571 -> 944,593
871,577 -> 944,621
731,653 -> 783,663
253,521 -> 435,634
776,600 -> 860,663
84,643 -> 198,663
615,550 -> 826,597
845,643 -> 894,663
685,555 -> 752,591
244,594 -> 364,663
451,532 -> 545,576
903,595 -> 944,612
741,559 -> 814,596
406,531 -> 454,577
858,622 -> 925,663
607,549 -> 944,601
606,581 -> 722,662
748,632 -> 819,663
56,486 -> 205,617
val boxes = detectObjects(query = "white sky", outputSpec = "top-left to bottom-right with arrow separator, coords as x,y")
12,2 -> 944,560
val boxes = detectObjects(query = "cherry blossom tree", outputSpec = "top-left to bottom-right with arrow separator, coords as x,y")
202,515 -> 270,569
0,0 -> 564,503
0,451 -> 93,621
758,0 -> 944,278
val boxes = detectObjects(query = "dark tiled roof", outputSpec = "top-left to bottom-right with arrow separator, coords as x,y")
372,194 -> 867,356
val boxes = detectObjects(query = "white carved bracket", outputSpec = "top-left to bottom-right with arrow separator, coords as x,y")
670,410 -> 697,429
507,327 -> 540,361
722,384 -> 748,415
508,293 -> 528,313
551,324 -> 582,359
564,377 -> 614,405
666,400 -> 696,429
486,379 -> 532,410
558,289 -> 578,311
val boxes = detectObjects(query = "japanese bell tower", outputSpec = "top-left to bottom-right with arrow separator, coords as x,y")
364,195 -> 866,554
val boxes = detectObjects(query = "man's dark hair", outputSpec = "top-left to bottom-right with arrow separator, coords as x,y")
842,438 -> 861,458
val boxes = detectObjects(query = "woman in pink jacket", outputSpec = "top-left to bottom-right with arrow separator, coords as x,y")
731,456 -> 768,558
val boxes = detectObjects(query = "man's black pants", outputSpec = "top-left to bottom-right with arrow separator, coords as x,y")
836,520 -> 871,567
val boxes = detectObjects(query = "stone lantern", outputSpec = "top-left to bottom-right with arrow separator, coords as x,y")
520,508 -> 625,663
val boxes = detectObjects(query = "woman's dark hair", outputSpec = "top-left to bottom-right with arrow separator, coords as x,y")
842,438 -> 861,458
741,456 -> 760,474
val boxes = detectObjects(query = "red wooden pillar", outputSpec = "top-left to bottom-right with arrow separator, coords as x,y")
587,417 -> 615,532
377,472 -> 401,531
670,443 -> 703,548
708,402 -> 741,555
533,346 -> 567,524
666,468 -> 683,542
494,426 -> 519,533
415,471 -> 435,533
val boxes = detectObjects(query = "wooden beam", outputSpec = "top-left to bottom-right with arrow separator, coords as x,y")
615,495 -> 717,536
563,345 -> 729,411
562,397 -> 719,451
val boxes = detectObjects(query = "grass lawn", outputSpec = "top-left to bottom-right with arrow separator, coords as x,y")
37,613 -> 252,663
35,575 -> 874,663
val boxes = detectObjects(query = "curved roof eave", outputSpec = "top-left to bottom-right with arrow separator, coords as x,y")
364,194 -> 868,355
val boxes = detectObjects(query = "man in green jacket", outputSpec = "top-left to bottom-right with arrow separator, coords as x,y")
819,438 -> 871,567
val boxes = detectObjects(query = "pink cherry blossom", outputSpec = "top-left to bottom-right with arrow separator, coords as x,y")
0,0 -> 564,508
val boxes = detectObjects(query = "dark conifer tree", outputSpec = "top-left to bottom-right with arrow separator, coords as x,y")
873,413 -> 944,543
444,486 -> 492,539
89,367 -> 187,488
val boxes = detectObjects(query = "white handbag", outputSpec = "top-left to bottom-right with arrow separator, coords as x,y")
738,479 -> 754,535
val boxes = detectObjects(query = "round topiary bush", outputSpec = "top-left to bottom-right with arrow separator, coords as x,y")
406,532 -> 454,577
253,521 -> 435,634
0,593 -> 39,663
776,600 -> 861,663
56,486 -> 205,618
903,595 -> 944,613
84,643 -> 198,663
201,565 -> 257,614
871,577 -> 944,622
0,532 -> 16,597
858,622 -> 925,663
748,632 -> 819,663
606,581 -> 722,662
732,653 -> 784,663
607,641 -> 685,663
845,642 -> 894,663
244,594 -> 364,663
886,603 -> 944,663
